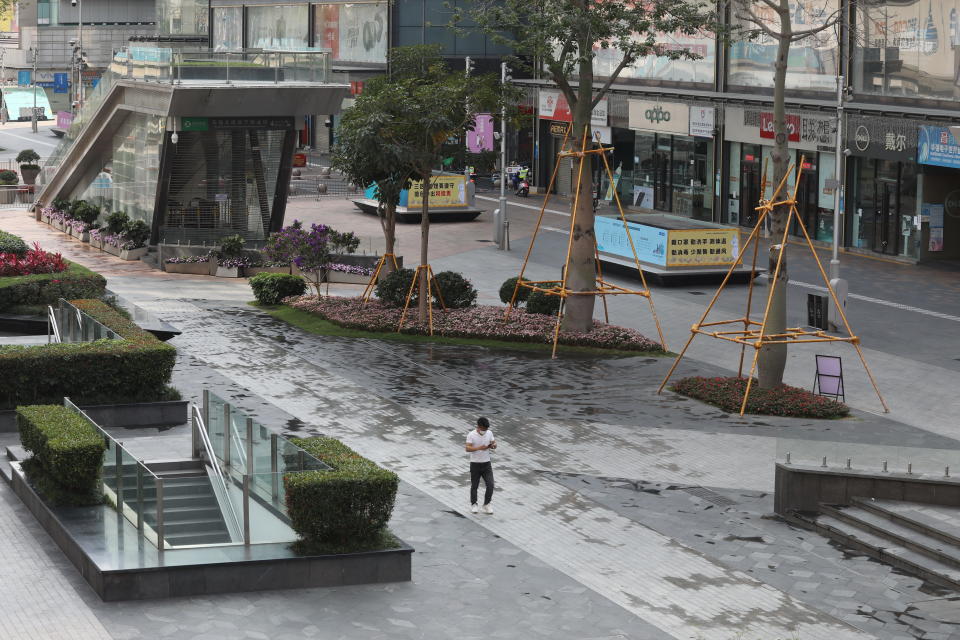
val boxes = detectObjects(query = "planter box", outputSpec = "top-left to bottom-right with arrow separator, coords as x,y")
164,262 -> 210,275
79,232 -> 90,243
328,271 -> 372,284
40,213 -> 50,224
291,264 -> 325,281
103,244 -> 121,256
216,266 -> 241,278
51,219 -> 64,232
119,246 -> 149,261
246,266 -> 290,277
89,237 -> 103,251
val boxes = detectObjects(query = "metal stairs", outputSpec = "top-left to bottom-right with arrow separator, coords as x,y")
789,497 -> 960,590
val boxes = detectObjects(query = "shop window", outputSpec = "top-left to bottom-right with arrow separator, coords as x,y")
247,5 -> 309,50
212,7 -> 242,51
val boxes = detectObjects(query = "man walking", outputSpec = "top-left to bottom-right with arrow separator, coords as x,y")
466,416 -> 496,514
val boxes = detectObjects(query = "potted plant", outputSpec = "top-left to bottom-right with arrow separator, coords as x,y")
70,201 -> 100,242
88,227 -> 104,250
16,149 -> 41,185
214,234 -> 248,277
164,254 -> 211,275
102,211 -> 129,255
119,220 -> 150,260
0,169 -> 18,204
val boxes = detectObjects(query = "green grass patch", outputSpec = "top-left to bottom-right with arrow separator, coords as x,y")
253,302 -> 671,358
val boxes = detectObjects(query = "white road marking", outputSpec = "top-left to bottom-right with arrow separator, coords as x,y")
0,130 -> 60,148
476,194 -> 571,217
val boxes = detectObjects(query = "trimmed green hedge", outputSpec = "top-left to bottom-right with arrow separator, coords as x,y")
285,437 -> 399,546
249,272 -> 307,305
17,404 -> 106,504
0,230 -> 29,256
0,260 -> 106,311
0,299 -> 177,409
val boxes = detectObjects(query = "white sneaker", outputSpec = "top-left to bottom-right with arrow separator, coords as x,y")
482,503 -> 493,515
471,503 -> 479,514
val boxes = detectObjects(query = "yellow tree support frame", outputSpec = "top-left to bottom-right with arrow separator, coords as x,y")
396,264 -> 447,336
361,253 -> 400,305
505,126 -> 667,359
657,157 -> 889,415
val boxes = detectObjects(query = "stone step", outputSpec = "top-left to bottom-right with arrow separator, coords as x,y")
852,497 -> 960,548
165,530 -> 233,546
806,512 -> 960,591
822,503 -> 960,570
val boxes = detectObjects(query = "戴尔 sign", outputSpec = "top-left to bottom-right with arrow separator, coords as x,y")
845,115 -> 917,161
407,175 -> 467,209
538,89 -> 607,127
666,228 -> 738,267
918,126 -> 960,169
628,100 -> 689,135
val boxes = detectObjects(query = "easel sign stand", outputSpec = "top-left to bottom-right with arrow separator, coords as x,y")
657,158 -> 889,416
505,126 -> 668,359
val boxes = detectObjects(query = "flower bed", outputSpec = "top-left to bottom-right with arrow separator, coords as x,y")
285,296 -> 663,352
0,243 -> 67,277
670,376 -> 849,419
328,263 -> 373,276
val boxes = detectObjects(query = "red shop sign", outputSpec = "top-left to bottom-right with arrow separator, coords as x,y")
760,112 -> 800,142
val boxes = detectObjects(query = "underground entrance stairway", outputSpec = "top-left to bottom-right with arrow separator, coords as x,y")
110,461 -> 232,547
790,497 -> 960,590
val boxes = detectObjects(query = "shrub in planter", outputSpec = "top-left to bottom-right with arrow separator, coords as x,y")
71,201 -> 101,226
526,283 -> 562,316
0,260 -> 105,310
105,211 -> 129,235
250,272 -> 306,305
0,299 -> 176,409
0,169 -> 17,185
375,268 -> 416,307
670,376 -> 850,419
286,437 -> 399,546
122,220 -> 150,249
499,276 -> 530,307
0,230 -> 29,257
17,404 -> 106,505
433,271 -> 477,309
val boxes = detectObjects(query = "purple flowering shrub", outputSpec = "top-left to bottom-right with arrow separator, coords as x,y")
285,296 -> 663,351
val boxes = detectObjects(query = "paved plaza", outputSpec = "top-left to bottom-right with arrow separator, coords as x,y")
1,199 -> 960,639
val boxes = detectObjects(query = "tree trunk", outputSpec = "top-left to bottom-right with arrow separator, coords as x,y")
757,2 -> 792,389
383,201 -> 397,279
418,172 -> 430,323
559,65 -> 597,333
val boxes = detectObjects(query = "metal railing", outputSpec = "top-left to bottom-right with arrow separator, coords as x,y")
64,398 -> 168,550
47,299 -> 122,344
192,404 -> 243,542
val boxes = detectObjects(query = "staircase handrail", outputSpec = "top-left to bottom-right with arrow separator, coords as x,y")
192,404 -> 244,542
46,304 -> 61,343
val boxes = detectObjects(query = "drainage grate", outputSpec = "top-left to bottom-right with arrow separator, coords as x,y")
681,486 -> 738,507
688,291 -> 706,295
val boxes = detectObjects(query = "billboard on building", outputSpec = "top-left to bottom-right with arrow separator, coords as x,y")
316,3 -> 388,64
538,89 -> 607,127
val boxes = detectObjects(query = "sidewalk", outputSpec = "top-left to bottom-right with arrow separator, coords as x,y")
2,206 -> 959,639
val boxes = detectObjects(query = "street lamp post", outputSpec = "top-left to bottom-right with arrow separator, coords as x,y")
31,47 -> 38,133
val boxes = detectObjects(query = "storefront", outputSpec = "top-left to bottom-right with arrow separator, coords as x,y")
845,114 -> 920,258
626,99 -> 716,221
724,105 -> 837,241
536,88 -> 608,196
916,125 -> 960,261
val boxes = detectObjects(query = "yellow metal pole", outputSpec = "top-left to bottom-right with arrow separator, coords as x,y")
506,125 -> 572,318
739,163 -> 771,376
396,264 -> 422,332
594,245 -> 610,323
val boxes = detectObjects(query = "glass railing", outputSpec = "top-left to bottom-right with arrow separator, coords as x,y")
49,298 -> 123,344
65,398 -> 168,549
776,437 -> 960,478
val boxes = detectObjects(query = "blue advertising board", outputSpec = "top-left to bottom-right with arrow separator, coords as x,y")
595,215 -> 667,266
17,70 -> 31,86
918,126 -> 960,169
53,73 -> 69,93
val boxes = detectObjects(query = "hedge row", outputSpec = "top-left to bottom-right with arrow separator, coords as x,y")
0,230 -> 29,256
0,299 -> 176,409
17,404 -> 106,505
0,260 -> 106,311
285,437 -> 399,546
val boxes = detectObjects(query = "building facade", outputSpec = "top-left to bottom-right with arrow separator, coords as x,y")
522,0 -> 960,264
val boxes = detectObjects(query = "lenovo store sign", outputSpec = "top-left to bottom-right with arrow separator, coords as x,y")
725,106 -> 835,151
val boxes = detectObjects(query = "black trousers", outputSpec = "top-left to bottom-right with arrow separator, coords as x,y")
470,461 -> 494,505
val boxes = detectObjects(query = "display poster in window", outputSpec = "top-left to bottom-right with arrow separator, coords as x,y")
666,228 -> 739,266
923,203 -> 945,251
407,175 -> 467,209
315,2 -> 387,64
595,216 -> 667,266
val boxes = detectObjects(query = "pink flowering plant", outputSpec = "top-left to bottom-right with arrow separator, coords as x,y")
670,376 -> 849,419
328,263 -> 373,276
285,296 -> 663,352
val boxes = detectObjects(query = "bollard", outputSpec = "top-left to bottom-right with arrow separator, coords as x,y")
821,456 -> 827,468
846,458 -> 851,469
786,452 -> 791,464
882,460 -> 888,472
907,463 -> 913,475
946,466 -> 951,478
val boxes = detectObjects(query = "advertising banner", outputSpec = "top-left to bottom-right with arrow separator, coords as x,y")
595,216 -> 667,266
538,89 -> 607,127
628,100 -> 689,135
688,106 -> 715,138
467,114 -> 494,153
918,126 -> 960,169
408,175 -> 467,209
56,111 -> 73,129
923,203 -> 945,251
666,228 -> 739,267
336,3 -> 388,63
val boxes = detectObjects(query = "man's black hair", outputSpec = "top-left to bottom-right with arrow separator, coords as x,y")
477,416 -> 490,428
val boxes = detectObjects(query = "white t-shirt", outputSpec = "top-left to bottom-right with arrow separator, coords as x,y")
466,429 -> 494,463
